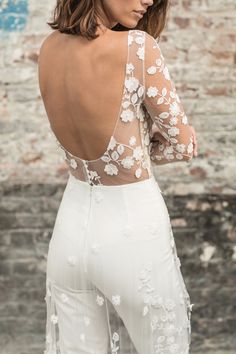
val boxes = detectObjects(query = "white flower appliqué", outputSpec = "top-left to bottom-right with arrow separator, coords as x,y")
50,314 -> 58,324
67,255 -> 76,266
135,168 -> 142,178
121,156 -> 134,169
61,293 -> 69,303
128,33 -> 134,46
125,77 -> 140,93
112,295 -> 121,306
120,109 -> 135,122
104,163 -> 118,176
69,158 -> 78,169
137,46 -> 144,60
135,35 -> 145,45
129,136 -> 136,146
96,295 -> 105,306
111,332 -> 120,354
126,62 -> 134,74
133,146 -> 143,161
147,86 -> 158,98
147,66 -> 157,75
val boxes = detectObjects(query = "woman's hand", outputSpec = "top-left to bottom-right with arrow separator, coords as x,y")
150,124 -> 198,157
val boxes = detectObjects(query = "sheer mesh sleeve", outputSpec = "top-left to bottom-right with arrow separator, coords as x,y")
143,32 -> 194,165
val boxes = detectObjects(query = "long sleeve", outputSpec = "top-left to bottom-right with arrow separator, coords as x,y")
143,32 -> 194,164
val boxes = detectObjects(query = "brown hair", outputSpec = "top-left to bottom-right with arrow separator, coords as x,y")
47,0 -> 170,40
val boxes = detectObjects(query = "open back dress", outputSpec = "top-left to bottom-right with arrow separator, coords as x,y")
41,29 -> 194,354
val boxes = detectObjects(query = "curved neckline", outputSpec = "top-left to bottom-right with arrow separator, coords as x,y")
53,29 -> 132,164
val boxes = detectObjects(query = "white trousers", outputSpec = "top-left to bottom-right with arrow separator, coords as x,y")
44,173 -> 193,354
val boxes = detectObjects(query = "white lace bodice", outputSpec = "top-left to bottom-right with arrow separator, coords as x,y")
53,29 -> 193,185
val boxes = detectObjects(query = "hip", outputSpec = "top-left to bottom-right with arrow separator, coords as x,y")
60,173 -> 167,213
50,173 -> 171,243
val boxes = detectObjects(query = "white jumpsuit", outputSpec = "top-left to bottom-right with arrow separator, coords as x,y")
43,29 -> 194,354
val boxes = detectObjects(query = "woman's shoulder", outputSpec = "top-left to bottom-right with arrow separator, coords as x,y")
38,30 -> 59,56
124,29 -> 156,48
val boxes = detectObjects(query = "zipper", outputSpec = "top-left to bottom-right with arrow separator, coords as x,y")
83,183 -> 93,273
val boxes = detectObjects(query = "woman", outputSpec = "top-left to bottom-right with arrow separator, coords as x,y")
38,1 -> 198,353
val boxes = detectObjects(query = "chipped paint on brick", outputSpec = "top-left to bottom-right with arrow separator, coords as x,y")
0,0 -> 28,32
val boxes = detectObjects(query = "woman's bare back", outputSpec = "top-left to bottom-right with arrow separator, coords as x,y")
38,29 -> 129,161
38,29 -> 193,186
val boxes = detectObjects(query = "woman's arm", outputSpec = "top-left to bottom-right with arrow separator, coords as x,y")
149,123 -> 198,166
143,32 -> 194,164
